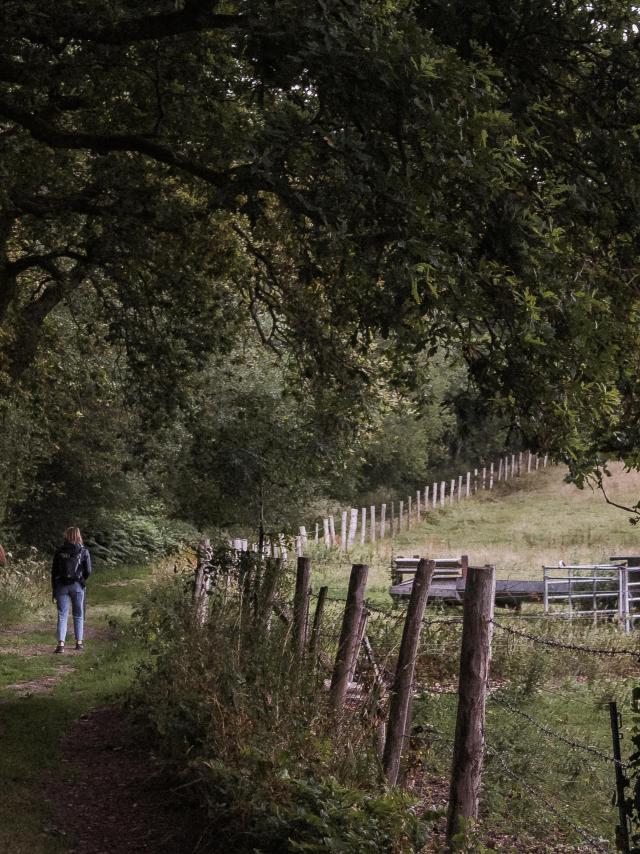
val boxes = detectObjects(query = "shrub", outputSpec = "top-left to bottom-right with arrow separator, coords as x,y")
84,513 -> 198,565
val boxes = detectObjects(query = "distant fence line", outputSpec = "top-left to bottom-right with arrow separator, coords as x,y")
230,450 -> 549,559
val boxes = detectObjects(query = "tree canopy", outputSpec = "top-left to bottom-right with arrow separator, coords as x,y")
2,0 -> 640,537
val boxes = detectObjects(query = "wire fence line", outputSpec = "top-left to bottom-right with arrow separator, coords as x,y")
483,741 -> 612,853
489,693 -> 629,770
491,619 -> 640,659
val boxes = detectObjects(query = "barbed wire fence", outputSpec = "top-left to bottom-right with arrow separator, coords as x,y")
195,546 -> 638,851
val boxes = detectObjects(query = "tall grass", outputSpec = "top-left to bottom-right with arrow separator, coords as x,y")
0,552 -> 50,626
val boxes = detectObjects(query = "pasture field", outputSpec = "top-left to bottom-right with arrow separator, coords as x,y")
308,462 -> 640,604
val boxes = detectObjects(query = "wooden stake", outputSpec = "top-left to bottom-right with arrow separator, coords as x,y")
329,515 -> 336,546
458,474 -> 463,501
416,490 -> 421,521
309,585 -> 328,658
399,500 -> 404,530
323,518 -> 331,548
450,479 -> 455,505
446,565 -> 496,845
383,558 -> 435,785
293,556 -> 311,659
329,564 -> 369,711
432,482 -> 438,509
370,505 -> 376,543
408,495 -> 412,527
489,463 -> 494,489
380,503 -> 387,539
360,507 -> 367,545
466,471 -> 471,498
347,508 -> 358,549
341,511 -> 348,550
258,558 -> 282,630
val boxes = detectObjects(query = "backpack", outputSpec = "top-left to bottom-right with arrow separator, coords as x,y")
58,549 -> 84,585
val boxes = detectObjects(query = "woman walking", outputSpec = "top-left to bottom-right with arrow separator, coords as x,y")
51,527 -> 92,653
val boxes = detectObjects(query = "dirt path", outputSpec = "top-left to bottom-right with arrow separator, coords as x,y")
0,566 -> 210,854
47,706 -> 206,854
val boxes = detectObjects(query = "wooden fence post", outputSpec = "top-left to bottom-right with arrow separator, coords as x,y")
323,519 -> 331,548
432,482 -> 438,509
527,450 -> 532,474
299,526 -> 308,549
424,486 -> 429,511
408,495 -> 412,527
416,490 -> 421,521
481,466 -> 486,489
399,500 -> 404,530
315,523 -> 319,545
446,565 -> 496,847
329,564 -> 369,711
489,463 -> 494,489
450,479 -> 455,505
360,507 -> 367,545
391,501 -> 395,536
380,503 -> 387,539
370,505 -> 376,543
383,558 -> 435,785
194,538 -> 213,626
293,556 -> 311,659
329,515 -> 336,546
497,458 -> 503,481
458,475 -> 463,501
257,557 -> 282,630
309,584 -> 328,658
348,508 -> 358,549
466,471 -> 471,498
341,511 -> 348,550
543,453 -> 548,467
440,481 -> 446,508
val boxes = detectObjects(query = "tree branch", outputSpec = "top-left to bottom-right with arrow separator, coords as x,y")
23,4 -> 249,45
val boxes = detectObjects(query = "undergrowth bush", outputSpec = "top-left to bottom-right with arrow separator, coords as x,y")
84,513 -> 198,565
130,554 -> 428,853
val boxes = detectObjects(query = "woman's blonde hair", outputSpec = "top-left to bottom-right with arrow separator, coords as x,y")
64,527 -> 83,545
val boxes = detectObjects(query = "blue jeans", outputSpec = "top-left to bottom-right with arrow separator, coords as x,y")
54,582 -> 85,643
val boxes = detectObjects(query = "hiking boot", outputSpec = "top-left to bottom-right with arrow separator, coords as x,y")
75,641 -> 84,651
54,642 -> 65,654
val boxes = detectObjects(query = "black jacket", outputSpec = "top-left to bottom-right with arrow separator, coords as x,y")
51,542 -> 92,592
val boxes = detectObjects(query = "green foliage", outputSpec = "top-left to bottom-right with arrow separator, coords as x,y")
85,514 -> 198,565
129,562 -> 428,852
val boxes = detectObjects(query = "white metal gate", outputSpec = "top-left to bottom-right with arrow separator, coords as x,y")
543,563 -> 633,632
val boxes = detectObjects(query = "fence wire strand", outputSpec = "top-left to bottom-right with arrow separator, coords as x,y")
489,694 -> 629,770
492,619 -> 640,659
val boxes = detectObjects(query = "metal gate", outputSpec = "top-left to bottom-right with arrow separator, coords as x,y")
543,563 -> 633,632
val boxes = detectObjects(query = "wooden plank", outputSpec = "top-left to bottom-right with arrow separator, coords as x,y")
446,566 -> 496,843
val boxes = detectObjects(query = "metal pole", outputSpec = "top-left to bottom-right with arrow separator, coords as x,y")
609,701 -> 630,854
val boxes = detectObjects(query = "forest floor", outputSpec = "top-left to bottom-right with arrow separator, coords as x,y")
0,563 -> 205,854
